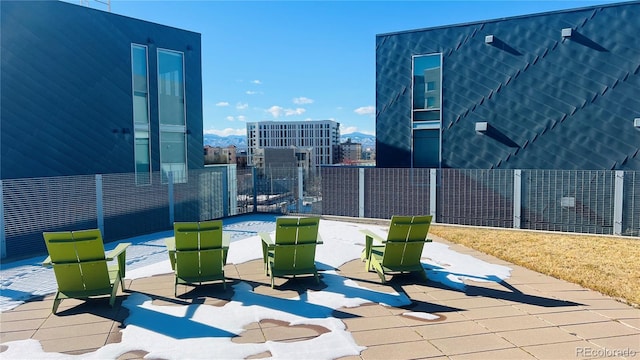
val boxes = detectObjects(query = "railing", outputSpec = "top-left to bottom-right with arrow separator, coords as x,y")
1,166 -> 638,259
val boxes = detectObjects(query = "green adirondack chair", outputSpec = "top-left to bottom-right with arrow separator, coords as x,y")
360,215 -> 433,284
42,229 -> 130,314
168,220 -> 229,296
260,216 -> 323,288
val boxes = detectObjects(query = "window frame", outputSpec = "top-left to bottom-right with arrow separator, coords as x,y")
157,48 -> 188,184
411,53 -> 443,168
131,44 -> 152,185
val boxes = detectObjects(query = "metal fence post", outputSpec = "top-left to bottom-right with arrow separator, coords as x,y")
614,170 -> 624,236
359,168 -> 365,218
0,180 -> 5,259
95,174 -> 104,234
298,167 -> 304,212
513,170 -> 522,229
168,171 -> 175,225
221,167 -> 229,217
252,167 -> 258,212
227,164 -> 238,216
430,169 -> 437,220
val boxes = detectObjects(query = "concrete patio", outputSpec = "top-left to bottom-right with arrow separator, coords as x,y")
1,232 -> 638,360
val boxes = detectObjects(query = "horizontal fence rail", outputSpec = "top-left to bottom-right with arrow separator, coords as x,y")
1,167 -> 638,259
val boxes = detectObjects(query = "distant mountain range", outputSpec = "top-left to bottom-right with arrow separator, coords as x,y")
203,132 -> 376,149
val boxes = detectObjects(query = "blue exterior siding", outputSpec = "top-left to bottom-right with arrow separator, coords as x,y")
376,1 -> 640,170
1,0 -> 203,179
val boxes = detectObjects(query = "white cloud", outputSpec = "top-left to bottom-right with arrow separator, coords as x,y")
246,91 -> 263,95
341,126 -> 359,134
236,102 -> 249,110
354,106 -> 375,115
267,105 -> 284,118
293,97 -> 314,105
225,116 -> 235,121
216,101 -> 230,107
251,80 -> 262,85
266,106 -> 306,118
237,115 -> 247,122
204,128 -> 246,136
285,108 -> 306,116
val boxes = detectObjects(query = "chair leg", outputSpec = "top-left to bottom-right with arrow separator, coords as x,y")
419,269 -> 429,282
109,279 -> 120,308
52,294 -> 62,314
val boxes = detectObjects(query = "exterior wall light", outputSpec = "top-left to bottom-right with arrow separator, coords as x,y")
562,28 -> 573,38
634,118 -> 640,130
475,122 -> 488,133
485,35 -> 494,44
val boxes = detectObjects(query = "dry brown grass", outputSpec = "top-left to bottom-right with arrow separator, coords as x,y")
429,225 -> 640,307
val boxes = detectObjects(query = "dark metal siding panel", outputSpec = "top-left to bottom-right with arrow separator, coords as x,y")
375,34 -> 414,168
1,0 -> 203,179
376,2 -> 640,170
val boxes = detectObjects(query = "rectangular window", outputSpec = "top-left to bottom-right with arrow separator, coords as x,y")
132,44 -> 151,185
158,49 -> 187,183
412,53 -> 442,168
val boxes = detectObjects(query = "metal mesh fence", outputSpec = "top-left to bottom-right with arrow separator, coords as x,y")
173,168 -> 227,222
321,167 -> 359,217
2,175 -> 96,258
365,168 -> 430,219
102,172 -> 168,241
521,170 -> 615,234
623,171 -> 640,237
1,167 -> 638,259
438,169 -> 514,227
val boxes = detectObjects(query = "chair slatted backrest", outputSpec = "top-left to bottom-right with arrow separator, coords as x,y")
199,220 -> 223,248
382,215 -> 432,268
197,220 -> 224,278
174,222 -> 201,279
174,221 -> 224,279
43,230 -> 111,293
272,217 -> 320,270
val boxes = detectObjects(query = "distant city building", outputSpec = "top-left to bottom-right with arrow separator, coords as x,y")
246,120 -> 340,167
204,145 -> 237,165
252,147 -> 313,175
236,149 -> 248,168
340,138 -> 362,164
362,147 -> 376,161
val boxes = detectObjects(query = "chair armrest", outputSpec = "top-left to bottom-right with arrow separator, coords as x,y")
360,229 -> 387,243
259,232 -> 275,246
106,243 -> 131,261
223,233 -> 231,249
42,256 -> 52,267
165,238 -> 176,252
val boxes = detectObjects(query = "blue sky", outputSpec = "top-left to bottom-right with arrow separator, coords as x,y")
95,0 -> 620,136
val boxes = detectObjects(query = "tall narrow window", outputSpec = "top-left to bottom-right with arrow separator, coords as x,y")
158,49 -> 187,183
132,44 -> 151,185
412,53 -> 442,168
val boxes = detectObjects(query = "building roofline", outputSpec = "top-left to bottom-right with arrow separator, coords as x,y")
376,0 -> 639,37
56,0 -> 201,36
247,120 -> 339,125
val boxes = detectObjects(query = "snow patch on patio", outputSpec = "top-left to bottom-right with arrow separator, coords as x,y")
0,217 -> 512,359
